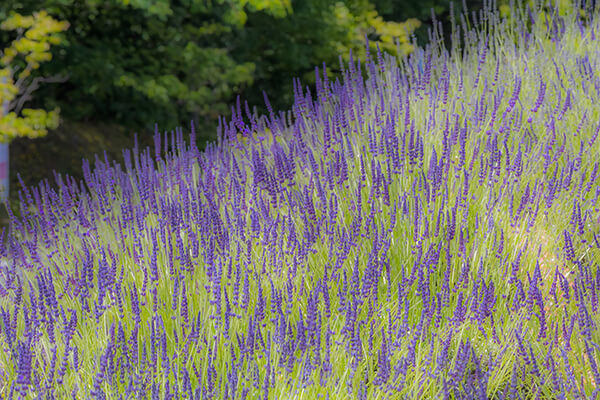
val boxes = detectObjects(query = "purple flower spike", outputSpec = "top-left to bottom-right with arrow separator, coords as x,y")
563,230 -> 576,262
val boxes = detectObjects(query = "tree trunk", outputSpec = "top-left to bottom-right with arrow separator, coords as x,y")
0,76 -> 8,203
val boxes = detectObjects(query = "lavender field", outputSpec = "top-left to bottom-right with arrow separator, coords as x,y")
1,1 -> 600,399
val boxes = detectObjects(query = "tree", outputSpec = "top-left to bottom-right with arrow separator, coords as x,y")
0,10 -> 68,201
2,0 -> 421,136
236,0 -> 421,116
0,10 -> 67,141
1,0 -> 293,138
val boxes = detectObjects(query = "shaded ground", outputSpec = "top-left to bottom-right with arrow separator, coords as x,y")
1,120 -> 143,228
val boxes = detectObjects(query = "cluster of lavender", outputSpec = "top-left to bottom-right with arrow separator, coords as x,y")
0,1 -> 599,399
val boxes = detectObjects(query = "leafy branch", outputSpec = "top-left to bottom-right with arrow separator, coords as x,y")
0,10 -> 69,142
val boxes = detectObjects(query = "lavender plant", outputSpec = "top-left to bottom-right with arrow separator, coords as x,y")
0,0 -> 599,399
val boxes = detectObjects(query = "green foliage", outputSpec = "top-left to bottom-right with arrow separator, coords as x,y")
0,10 -> 67,142
373,0 -> 453,23
372,0 -> 485,48
0,106 -> 59,140
1,0 -> 421,137
236,0 -> 421,115
0,0 -> 296,136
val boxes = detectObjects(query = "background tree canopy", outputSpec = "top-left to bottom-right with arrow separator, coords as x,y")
0,0 -> 484,210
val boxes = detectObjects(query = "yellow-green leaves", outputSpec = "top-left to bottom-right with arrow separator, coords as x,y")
366,14 -> 421,55
223,0 -> 292,26
0,108 -> 60,143
0,12 -> 35,30
331,2 -> 421,63
1,10 -> 68,67
0,70 -> 18,100
0,10 -> 68,142
245,0 -> 292,18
